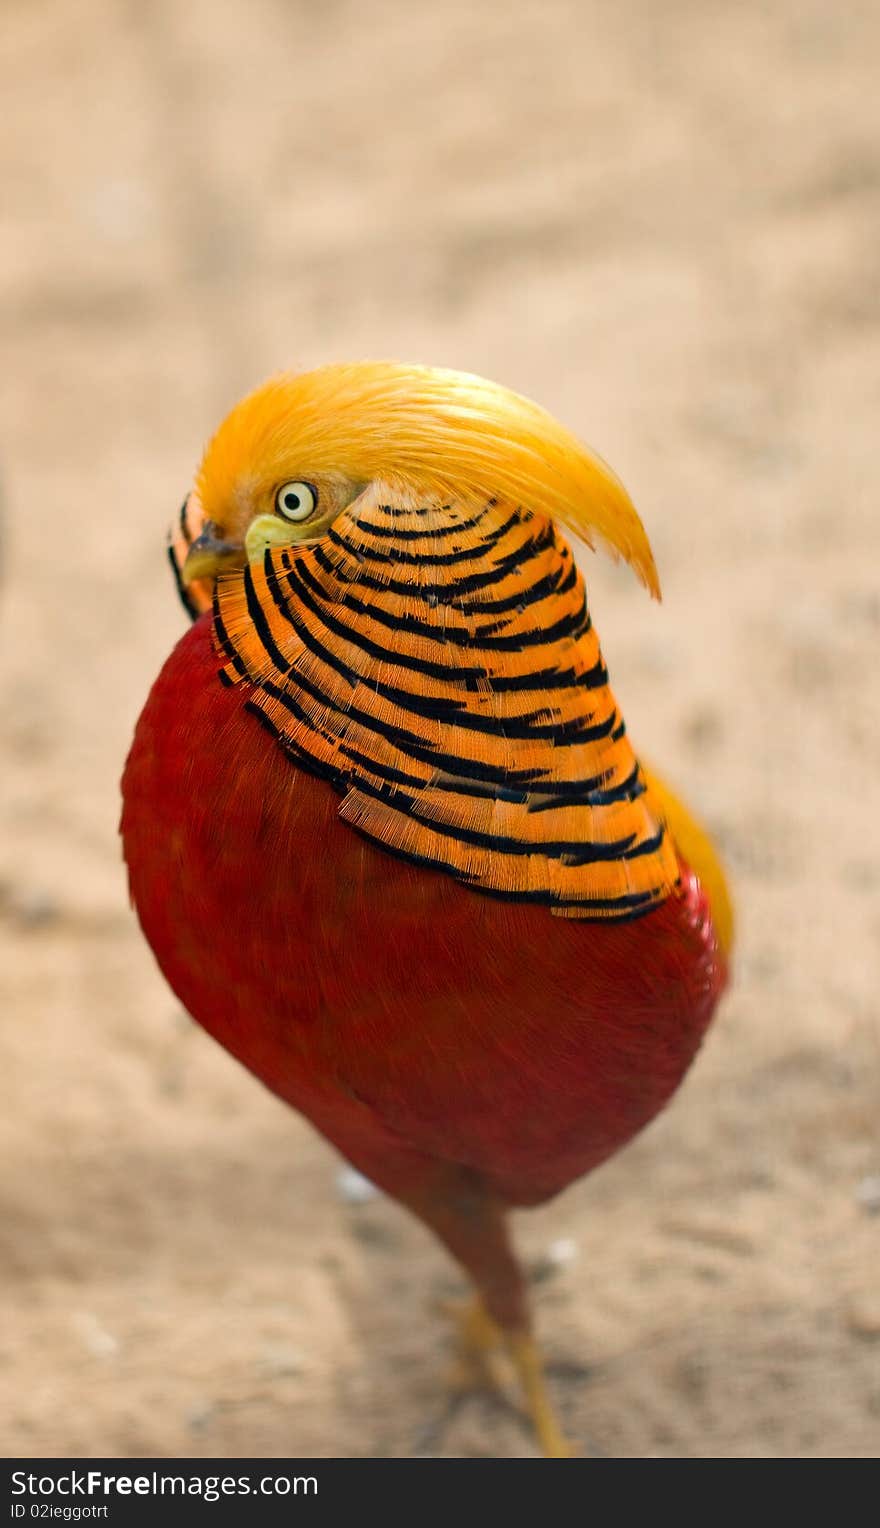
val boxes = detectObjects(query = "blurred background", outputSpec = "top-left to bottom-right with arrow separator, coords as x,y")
1,0 -> 878,1458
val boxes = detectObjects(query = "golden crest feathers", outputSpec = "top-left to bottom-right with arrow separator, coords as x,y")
196,362 -> 661,598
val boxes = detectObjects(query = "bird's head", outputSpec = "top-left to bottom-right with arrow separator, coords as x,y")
176,362 -> 660,603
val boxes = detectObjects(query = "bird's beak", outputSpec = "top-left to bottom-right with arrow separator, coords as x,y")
181,525 -> 246,585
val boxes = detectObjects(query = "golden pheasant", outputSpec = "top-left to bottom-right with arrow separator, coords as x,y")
121,363 -> 732,1456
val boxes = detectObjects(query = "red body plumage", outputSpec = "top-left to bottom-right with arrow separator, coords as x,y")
122,616 -> 725,1226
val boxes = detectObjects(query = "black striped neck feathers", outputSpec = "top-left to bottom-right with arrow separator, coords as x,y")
212,492 -> 680,920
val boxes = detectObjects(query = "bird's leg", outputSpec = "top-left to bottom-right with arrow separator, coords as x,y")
439,1293 -> 507,1395
439,1295 -> 572,1455
505,1328 -> 574,1459
408,1169 -> 576,1457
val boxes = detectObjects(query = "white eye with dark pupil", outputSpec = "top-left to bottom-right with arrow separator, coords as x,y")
275,481 -> 317,522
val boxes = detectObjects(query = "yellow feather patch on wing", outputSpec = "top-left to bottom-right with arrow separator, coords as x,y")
641,763 -> 735,956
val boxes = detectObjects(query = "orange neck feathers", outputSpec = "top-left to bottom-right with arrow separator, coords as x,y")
212,489 -> 679,920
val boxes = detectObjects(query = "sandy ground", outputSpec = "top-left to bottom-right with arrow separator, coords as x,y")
1,0 -> 879,1460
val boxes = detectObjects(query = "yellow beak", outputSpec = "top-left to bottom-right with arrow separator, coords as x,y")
181,526 -> 245,584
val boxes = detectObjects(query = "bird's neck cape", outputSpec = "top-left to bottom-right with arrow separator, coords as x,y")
209,491 -> 680,920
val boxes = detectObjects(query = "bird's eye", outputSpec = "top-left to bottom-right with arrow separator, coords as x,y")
275,481 -> 318,523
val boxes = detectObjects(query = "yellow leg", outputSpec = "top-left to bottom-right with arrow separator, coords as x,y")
441,1295 -> 507,1395
441,1298 -> 576,1456
506,1330 -> 575,1458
